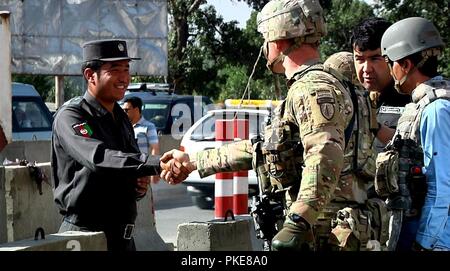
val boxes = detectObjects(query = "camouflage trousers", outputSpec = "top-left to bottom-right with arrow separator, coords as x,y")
313,198 -> 389,251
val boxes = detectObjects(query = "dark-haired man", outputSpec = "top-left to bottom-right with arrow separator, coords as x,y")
350,17 -> 411,152
51,39 -> 165,251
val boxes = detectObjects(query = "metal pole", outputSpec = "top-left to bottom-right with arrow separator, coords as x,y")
55,75 -> 65,109
0,11 -> 12,150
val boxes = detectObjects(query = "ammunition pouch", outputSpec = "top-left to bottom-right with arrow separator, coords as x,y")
366,198 -> 390,245
375,136 -> 426,216
261,106 -> 303,189
375,150 -> 399,197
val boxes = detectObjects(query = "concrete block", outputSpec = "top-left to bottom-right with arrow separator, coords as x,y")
0,162 -> 62,243
177,215 -> 263,251
0,231 -> 107,251
0,140 -> 51,164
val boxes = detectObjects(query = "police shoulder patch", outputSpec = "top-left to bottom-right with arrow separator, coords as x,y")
72,122 -> 93,138
316,90 -> 335,120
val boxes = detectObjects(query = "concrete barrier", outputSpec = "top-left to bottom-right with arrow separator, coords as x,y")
176,215 -> 263,251
0,162 -> 61,244
134,184 -> 172,251
0,140 -> 51,164
0,160 -> 171,251
0,231 -> 107,251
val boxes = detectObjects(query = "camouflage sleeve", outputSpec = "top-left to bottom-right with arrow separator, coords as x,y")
195,139 -> 253,178
287,74 -> 348,225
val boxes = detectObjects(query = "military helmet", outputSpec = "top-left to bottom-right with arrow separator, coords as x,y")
324,51 -> 360,86
381,17 -> 444,61
257,0 -> 327,43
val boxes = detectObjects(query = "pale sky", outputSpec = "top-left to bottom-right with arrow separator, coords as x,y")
209,0 -> 376,28
208,0 -> 253,28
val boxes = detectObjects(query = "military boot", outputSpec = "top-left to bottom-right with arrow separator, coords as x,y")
271,213 -> 314,251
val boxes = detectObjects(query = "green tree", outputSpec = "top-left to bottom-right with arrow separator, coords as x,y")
11,75 -> 54,102
375,0 -> 450,77
321,0 -> 375,58
12,75 -> 84,103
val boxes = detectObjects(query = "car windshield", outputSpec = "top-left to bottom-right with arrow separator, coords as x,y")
12,99 -> 52,131
141,102 -> 170,130
190,112 -> 268,141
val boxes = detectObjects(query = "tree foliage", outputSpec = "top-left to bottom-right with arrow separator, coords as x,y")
321,0 -> 375,57
374,0 -> 450,77
13,0 -> 450,104
12,75 -> 84,103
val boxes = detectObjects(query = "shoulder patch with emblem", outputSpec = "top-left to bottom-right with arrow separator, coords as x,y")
316,90 -> 335,120
72,122 -> 93,138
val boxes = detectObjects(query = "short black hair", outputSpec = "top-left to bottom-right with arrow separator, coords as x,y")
81,60 -> 104,74
81,60 -> 105,82
123,96 -> 143,113
350,17 -> 392,51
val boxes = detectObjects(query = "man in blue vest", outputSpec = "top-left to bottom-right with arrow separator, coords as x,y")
381,17 -> 450,251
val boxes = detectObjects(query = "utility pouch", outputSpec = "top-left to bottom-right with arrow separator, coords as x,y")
375,150 -> 399,197
261,101 -> 303,189
262,118 -> 303,188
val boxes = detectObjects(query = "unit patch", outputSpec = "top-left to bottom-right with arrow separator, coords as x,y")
317,90 -> 335,120
72,122 -> 93,138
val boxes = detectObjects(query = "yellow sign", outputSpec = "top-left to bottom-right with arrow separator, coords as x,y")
224,99 -> 281,109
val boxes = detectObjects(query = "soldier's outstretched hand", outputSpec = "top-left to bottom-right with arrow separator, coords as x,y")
159,149 -> 196,184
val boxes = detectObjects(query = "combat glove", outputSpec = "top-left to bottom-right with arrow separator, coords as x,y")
271,213 -> 314,251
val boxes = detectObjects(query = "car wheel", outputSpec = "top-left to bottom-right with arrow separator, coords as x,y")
191,194 -> 214,210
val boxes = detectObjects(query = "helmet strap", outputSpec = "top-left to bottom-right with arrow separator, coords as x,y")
266,37 -> 304,74
266,53 -> 285,74
387,61 -> 410,94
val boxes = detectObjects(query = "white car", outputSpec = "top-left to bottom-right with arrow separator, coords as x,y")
180,109 -> 270,209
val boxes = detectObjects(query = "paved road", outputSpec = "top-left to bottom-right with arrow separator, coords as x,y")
152,181 -> 214,247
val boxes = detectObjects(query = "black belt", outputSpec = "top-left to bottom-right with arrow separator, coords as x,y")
63,214 -> 135,240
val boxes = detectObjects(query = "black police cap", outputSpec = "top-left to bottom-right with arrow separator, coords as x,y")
82,39 -> 140,62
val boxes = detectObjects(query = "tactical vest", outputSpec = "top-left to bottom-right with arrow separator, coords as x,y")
259,64 -> 378,194
375,78 -> 450,215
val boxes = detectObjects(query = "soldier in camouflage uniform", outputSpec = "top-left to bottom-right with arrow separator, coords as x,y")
161,0 -> 385,251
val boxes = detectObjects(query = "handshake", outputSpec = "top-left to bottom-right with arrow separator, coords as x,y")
159,149 -> 196,185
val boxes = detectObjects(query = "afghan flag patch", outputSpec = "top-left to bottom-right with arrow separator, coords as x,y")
72,122 -> 93,138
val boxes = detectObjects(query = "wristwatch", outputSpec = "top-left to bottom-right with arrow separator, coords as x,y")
288,213 -> 311,230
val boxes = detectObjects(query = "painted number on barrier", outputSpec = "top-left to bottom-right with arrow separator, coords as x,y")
66,240 -> 81,251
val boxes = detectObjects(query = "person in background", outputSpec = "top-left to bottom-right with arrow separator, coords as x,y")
122,96 -> 160,184
350,17 -> 411,152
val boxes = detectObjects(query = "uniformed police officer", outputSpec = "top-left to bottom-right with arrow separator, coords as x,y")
161,0 -> 385,251
51,39 -> 185,251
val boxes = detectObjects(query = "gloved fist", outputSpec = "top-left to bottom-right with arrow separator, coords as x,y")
271,213 -> 314,251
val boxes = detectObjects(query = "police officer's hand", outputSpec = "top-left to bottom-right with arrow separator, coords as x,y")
159,149 -> 195,184
136,176 -> 151,199
150,175 -> 160,184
